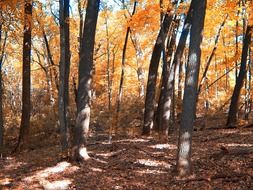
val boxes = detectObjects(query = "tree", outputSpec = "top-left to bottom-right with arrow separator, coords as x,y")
15,0 -> 33,151
115,0 -> 137,125
73,0 -> 100,161
176,0 -> 206,177
59,0 -> 70,151
226,24 -> 252,127
0,8 -> 7,149
142,3 -> 175,135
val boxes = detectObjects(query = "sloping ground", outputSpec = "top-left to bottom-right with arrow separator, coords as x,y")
0,125 -> 253,190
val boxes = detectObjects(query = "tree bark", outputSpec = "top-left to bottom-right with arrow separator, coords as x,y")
156,19 -> 178,134
176,0 -> 206,177
0,15 -> 7,149
143,6 -> 174,135
15,0 -> 33,151
59,0 -> 71,151
227,25 -> 252,126
73,0 -> 100,161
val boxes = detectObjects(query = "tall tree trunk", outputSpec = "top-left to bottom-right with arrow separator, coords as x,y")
0,16 -> 7,149
129,30 -> 145,98
59,0 -> 71,151
15,0 -> 33,151
198,14 -> 228,94
156,19 -> 178,134
105,10 -> 112,110
176,0 -> 206,177
245,48 -> 251,120
172,3 -> 194,121
226,25 -> 252,127
73,0 -> 100,161
116,0 -> 137,114
143,6 -> 175,135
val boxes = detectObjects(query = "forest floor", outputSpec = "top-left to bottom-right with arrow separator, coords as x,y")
0,114 -> 253,190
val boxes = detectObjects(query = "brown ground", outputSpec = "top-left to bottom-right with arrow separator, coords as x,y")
0,116 -> 253,190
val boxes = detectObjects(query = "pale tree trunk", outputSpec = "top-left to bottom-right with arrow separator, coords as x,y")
59,0 -> 71,151
143,5 -> 175,135
176,0 -> 206,177
227,25 -> 252,127
129,31 -> 145,98
73,0 -> 100,161
15,0 -> 33,151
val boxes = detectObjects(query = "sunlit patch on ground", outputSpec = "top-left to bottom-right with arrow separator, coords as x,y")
90,167 -> 103,172
220,129 -> 239,134
23,161 -> 79,189
41,179 -> 72,190
218,143 -> 253,147
0,177 -> 12,186
135,159 -> 172,168
149,144 -> 177,150
96,149 -> 126,158
135,169 -> 167,174
113,139 -> 150,143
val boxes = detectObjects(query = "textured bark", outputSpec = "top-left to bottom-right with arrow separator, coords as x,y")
227,25 -> 252,126
176,0 -> 206,177
173,3 -> 194,122
143,7 -> 174,135
59,0 -> 71,151
156,19 -> 178,134
73,0 -> 100,161
15,0 -> 33,151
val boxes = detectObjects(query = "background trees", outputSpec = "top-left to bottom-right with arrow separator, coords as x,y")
0,0 -> 252,185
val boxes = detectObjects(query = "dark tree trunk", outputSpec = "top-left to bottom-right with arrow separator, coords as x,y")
73,0 -> 100,161
198,14 -> 228,94
42,30 -> 59,92
245,48 -> 251,120
156,19 -> 178,134
143,7 -> 174,135
176,0 -> 206,177
105,10 -> 112,110
172,3 -> 194,121
59,0 -> 71,151
15,0 -> 33,151
77,0 -> 85,53
116,1 -> 137,114
227,25 -> 252,126
0,16 -> 7,149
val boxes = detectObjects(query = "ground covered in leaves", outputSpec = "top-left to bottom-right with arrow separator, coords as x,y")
0,116 -> 253,190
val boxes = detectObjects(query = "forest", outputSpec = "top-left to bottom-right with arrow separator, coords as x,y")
0,0 -> 253,189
